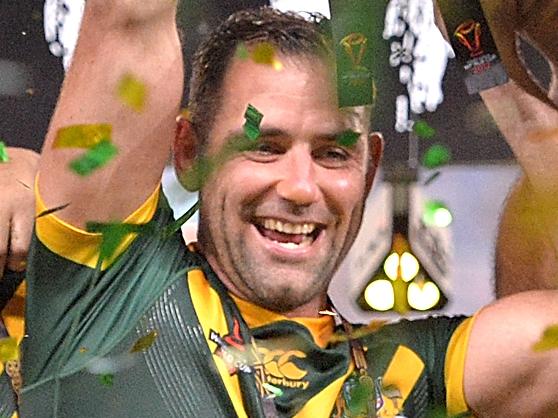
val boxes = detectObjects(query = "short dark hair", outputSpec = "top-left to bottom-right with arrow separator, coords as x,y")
188,7 -> 332,153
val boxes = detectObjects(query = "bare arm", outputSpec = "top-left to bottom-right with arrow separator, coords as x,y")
487,82 -> 558,296
0,148 -> 38,278
38,0 -> 184,228
455,2 -> 558,413
464,290 -> 558,417
465,0 -> 558,296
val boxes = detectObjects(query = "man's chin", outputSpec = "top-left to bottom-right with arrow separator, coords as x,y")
249,283 -> 325,314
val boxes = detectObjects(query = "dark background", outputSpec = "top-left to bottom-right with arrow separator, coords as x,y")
1,1 -> 550,163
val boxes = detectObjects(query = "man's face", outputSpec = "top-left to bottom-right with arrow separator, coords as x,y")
196,54 -> 380,315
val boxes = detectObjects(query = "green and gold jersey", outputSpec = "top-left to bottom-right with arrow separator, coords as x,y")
21,185 -> 474,417
0,273 -> 25,418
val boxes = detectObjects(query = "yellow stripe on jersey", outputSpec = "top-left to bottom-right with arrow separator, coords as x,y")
383,345 -> 425,398
0,281 -> 26,377
187,268 -> 351,418
187,269 -> 247,418
35,177 -> 160,270
445,315 -> 478,416
2,281 -> 26,344
379,345 -> 425,416
231,294 -> 334,349
294,365 -> 353,418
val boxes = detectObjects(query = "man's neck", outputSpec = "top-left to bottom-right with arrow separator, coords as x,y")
200,249 -> 329,319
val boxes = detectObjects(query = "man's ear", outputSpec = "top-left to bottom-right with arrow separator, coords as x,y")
173,115 -> 201,191
364,132 -> 384,196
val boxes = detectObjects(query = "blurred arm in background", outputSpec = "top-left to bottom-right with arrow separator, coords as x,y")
0,147 -> 38,279
472,0 -> 558,296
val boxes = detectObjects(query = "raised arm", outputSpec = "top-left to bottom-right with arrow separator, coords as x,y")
491,85 -> 558,296
38,0 -> 184,228
478,0 -> 558,296
432,1 -> 558,414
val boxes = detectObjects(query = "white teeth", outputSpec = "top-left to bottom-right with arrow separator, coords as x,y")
276,242 -> 299,249
273,235 -> 313,250
283,222 -> 294,234
261,219 -> 316,235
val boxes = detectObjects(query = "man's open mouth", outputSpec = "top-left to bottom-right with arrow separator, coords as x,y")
254,218 -> 323,250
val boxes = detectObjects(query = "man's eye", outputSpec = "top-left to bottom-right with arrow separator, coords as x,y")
317,147 -> 349,161
253,142 -> 282,155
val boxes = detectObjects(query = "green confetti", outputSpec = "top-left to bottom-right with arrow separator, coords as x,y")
53,124 -> 112,149
422,200 -> 453,228
36,203 -> 71,219
163,200 -> 200,238
0,141 -> 9,163
69,140 -> 118,176
180,134 -> 258,191
117,73 -> 147,112
336,130 -> 360,147
235,42 -> 250,60
346,374 -> 374,415
243,104 -> 263,141
130,330 -> 158,353
422,144 -> 451,169
0,337 -> 18,363
263,383 -> 284,398
99,373 -> 114,387
86,221 -> 156,261
413,120 -> 436,139
533,324 -> 558,352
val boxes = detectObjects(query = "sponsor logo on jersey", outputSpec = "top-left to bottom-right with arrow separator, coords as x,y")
258,347 -> 310,390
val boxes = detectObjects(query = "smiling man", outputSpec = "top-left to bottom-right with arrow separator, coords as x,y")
191,53 -> 380,316
22,1 -> 558,418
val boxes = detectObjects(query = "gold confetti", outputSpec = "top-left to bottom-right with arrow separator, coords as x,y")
329,320 -> 387,343
252,42 -> 275,64
533,324 -> 558,352
251,42 -> 283,70
130,330 -> 158,353
0,337 -> 19,363
179,107 -> 190,120
53,124 -> 112,149
117,73 -> 147,112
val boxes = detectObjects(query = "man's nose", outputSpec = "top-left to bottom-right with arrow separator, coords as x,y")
276,149 -> 320,206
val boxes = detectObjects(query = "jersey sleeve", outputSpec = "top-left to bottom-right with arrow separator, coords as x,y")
35,179 -> 161,270
361,314 -> 472,416
24,182 -> 189,387
445,314 -> 478,416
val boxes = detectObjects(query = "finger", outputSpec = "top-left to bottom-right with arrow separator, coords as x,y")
0,216 -> 9,279
7,206 -> 34,272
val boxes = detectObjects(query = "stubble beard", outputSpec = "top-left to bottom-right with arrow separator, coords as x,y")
225,234 -> 337,313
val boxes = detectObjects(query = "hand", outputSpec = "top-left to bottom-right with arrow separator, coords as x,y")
479,0 -> 558,108
0,148 -> 38,278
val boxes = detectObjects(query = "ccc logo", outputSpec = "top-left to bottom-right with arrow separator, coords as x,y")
258,348 -> 308,380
